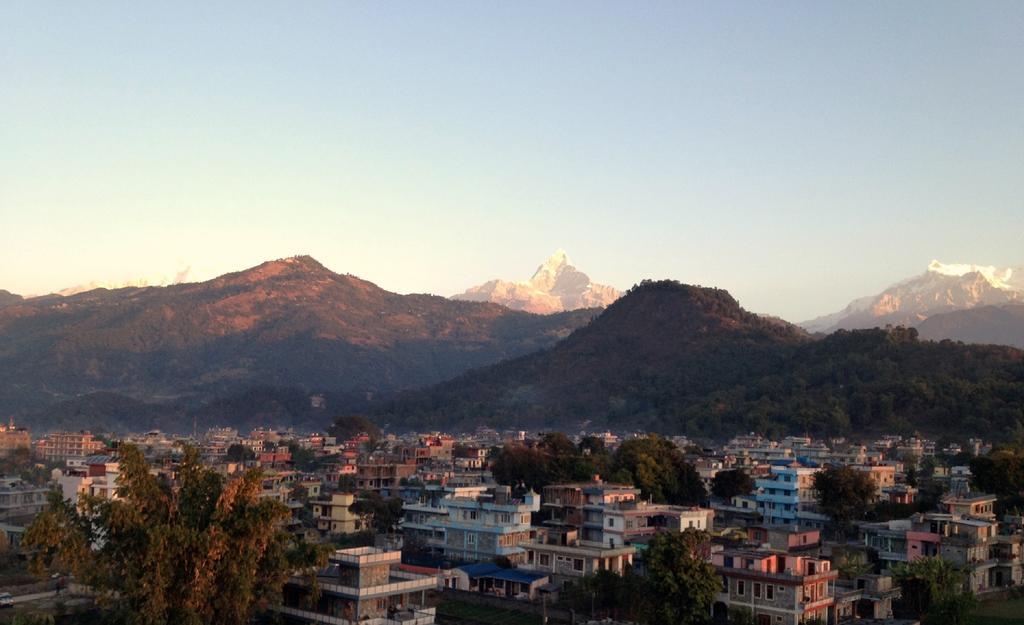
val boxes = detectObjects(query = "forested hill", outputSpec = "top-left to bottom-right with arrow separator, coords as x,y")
0,256 -> 594,427
377,280 -> 1024,439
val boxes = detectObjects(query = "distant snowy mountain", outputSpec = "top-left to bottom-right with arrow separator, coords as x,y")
56,266 -> 199,296
452,249 -> 621,313
801,260 -> 1023,333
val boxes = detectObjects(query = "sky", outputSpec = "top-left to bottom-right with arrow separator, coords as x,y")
2,2 -> 1022,322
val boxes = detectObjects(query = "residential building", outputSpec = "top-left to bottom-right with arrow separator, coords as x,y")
754,464 -> 828,528
520,527 -> 635,583
452,562 -> 549,600
277,547 -> 436,625
539,479 -> 638,542
0,477 -> 49,524
355,461 -> 417,494
312,492 -> 362,535
56,455 -> 120,505
713,548 -> 838,625
0,422 -> 30,456
601,501 -> 714,548
35,431 -> 105,462
441,486 -> 539,563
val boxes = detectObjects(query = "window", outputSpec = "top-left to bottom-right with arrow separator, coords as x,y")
766,584 -> 774,600
573,559 -> 584,572
754,582 -> 762,598
608,518 -> 614,527
737,580 -> 745,596
466,533 -> 477,546
539,554 -> 550,567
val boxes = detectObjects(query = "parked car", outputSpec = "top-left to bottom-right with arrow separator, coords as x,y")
0,592 -> 13,608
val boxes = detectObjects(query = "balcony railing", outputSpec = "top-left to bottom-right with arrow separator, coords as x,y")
273,605 -> 436,625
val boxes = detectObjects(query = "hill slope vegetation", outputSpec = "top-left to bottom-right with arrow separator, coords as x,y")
380,280 -> 1024,439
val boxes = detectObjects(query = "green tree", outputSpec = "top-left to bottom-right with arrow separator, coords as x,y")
925,591 -> 976,625
892,556 -> 967,620
643,529 -> 719,625
286,440 -> 319,472
225,443 -> 255,462
813,466 -> 877,537
23,444 -> 324,625
349,492 -> 404,534
711,469 -> 754,500
613,435 -> 706,505
327,415 -> 380,442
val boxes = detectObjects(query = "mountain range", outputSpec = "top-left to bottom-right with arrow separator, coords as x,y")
0,256 -> 594,430
452,249 -> 620,313
802,259 -> 1019,336
4,256 -> 1024,437
380,280 -> 1024,439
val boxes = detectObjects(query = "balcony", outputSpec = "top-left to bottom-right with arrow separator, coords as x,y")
274,605 -> 436,625
312,570 -> 437,599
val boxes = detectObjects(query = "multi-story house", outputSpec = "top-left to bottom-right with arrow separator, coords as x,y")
0,476 -> 49,524
311,492 -> 363,535
600,501 -> 714,548
0,421 -> 30,457
35,431 -> 105,462
399,435 -> 454,466
441,486 -> 539,563
401,485 -> 537,563
713,548 -> 838,625
519,527 -> 635,583
355,460 -> 417,495
859,493 -> 1019,593
539,479 -> 639,543
277,547 -> 436,625
57,455 -> 120,505
754,464 -> 828,528
401,484 -> 488,555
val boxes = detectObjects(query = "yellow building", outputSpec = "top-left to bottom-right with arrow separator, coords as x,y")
0,422 -> 30,457
311,492 -> 362,535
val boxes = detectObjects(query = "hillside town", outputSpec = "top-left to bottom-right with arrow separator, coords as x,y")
0,414 -> 1015,625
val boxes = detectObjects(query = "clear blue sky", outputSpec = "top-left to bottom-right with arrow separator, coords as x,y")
2,2 -> 1022,321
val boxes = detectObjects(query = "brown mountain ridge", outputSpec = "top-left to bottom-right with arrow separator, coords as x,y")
0,256 -> 596,427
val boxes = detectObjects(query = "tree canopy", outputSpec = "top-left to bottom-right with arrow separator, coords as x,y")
643,529 -> 719,625
892,556 -> 976,625
711,469 -> 755,501
611,435 -> 706,505
23,444 -> 323,625
813,465 -> 877,536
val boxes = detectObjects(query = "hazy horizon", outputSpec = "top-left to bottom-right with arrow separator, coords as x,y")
3,2 -> 1023,321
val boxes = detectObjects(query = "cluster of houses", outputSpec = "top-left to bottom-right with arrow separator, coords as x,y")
0,421 -> 1012,625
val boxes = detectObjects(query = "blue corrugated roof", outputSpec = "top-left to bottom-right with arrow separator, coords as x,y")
490,569 -> 547,584
457,562 -> 503,578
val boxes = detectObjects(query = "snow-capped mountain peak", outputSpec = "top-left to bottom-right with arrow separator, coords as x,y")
927,260 -> 1015,291
801,259 -> 1023,333
453,250 -> 620,314
56,266 -> 200,297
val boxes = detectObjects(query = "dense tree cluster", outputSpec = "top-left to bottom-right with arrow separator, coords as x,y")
23,444 -> 323,625
611,436 -> 706,505
490,433 -> 705,505
490,433 -> 612,491
327,414 -> 382,442
711,469 -> 755,500
813,465 -> 878,537
892,556 -> 976,625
